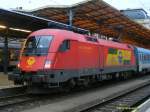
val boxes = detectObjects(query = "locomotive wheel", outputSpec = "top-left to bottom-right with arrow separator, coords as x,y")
83,78 -> 90,87
63,79 -> 76,92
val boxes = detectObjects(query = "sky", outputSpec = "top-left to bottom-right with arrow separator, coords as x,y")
0,0 -> 150,13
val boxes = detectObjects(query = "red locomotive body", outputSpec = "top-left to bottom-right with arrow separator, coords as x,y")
9,29 -> 137,88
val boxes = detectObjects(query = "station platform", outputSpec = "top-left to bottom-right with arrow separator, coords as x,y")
0,72 -> 14,89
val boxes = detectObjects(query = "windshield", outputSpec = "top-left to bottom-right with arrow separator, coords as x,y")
23,35 -> 53,56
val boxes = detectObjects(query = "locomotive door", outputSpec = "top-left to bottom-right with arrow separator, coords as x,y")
99,46 -> 104,72
54,40 -> 78,69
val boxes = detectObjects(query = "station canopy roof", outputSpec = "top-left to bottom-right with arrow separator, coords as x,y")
0,8 -> 50,38
0,0 -> 150,48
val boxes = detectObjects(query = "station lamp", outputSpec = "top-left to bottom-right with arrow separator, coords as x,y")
0,24 -> 31,33
9,27 -> 31,33
0,25 -> 7,29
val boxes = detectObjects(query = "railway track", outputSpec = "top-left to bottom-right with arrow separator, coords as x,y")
0,76 -> 150,112
0,86 -> 34,111
0,93 -> 33,108
73,80 -> 150,112
0,86 -> 26,97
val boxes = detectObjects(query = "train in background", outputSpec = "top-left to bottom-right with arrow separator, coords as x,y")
8,29 -> 150,92
0,42 -> 21,71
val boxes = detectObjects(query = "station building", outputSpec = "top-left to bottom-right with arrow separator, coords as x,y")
121,8 -> 150,29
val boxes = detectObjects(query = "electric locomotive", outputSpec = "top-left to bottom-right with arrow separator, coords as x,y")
9,29 -> 138,90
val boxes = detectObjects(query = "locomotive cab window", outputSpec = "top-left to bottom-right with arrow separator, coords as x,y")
23,35 -> 53,56
59,40 -> 70,52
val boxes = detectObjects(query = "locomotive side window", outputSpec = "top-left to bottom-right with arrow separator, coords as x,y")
142,54 -> 144,61
139,53 -> 142,61
59,40 -> 70,52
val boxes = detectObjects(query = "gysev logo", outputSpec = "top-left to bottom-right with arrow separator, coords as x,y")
27,57 -> 36,66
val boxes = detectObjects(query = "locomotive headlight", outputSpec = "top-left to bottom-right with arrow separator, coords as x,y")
44,60 -> 51,69
17,62 -> 20,68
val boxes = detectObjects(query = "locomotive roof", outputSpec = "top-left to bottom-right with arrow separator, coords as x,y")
29,29 -> 131,50
135,47 -> 150,54
98,39 -> 130,49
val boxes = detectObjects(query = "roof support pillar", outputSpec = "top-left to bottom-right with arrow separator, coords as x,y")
115,25 -> 124,41
68,8 -> 74,26
118,32 -> 123,41
3,28 -> 9,74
